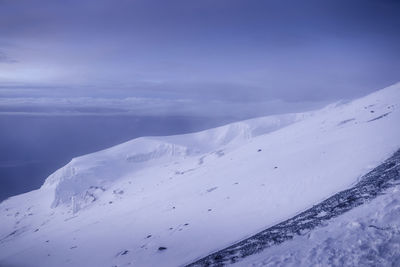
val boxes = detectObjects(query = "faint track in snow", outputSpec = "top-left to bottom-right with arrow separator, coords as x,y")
186,149 -> 400,267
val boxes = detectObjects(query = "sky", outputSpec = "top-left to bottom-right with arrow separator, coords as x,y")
0,0 -> 399,118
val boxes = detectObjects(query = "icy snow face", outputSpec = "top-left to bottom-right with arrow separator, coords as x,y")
0,83 -> 399,267
125,143 -> 190,163
45,139 -> 194,209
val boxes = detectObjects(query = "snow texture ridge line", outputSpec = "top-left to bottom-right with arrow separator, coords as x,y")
186,149 -> 400,267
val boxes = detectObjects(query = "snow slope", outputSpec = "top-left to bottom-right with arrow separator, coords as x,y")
0,83 -> 399,267
235,184 -> 400,267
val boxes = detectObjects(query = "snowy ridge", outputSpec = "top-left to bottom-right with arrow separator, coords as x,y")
43,112 -> 309,209
0,83 -> 399,267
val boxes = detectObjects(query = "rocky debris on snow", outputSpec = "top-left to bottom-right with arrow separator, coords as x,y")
206,187 -> 218,193
368,112 -> 391,122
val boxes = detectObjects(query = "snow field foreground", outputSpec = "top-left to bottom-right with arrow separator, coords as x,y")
235,180 -> 400,267
189,148 -> 400,266
0,83 -> 399,267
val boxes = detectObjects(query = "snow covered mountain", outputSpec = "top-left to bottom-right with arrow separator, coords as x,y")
1,83 -> 399,267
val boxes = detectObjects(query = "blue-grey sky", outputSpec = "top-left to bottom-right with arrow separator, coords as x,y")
0,0 -> 399,117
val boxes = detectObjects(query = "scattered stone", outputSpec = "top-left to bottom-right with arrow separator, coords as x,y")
257,149 -> 262,152
207,187 -> 218,193
7,230 -> 17,237
184,223 -> 189,226
113,190 -> 124,195
367,112 -> 391,122
158,246 -> 167,251
146,235 -> 152,238
337,118 -> 356,126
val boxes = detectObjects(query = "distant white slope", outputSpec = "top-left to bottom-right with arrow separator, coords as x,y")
0,83 -> 399,267
44,112 -> 310,210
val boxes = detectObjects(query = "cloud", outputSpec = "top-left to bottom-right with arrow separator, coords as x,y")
0,0 -> 398,117
0,51 -> 17,64
0,94 -> 328,120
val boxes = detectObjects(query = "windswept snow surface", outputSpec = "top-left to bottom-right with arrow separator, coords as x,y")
189,149 -> 400,266
234,184 -> 400,267
1,83 -> 400,267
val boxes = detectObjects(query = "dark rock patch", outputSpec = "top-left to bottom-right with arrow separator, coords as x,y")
337,118 -> 355,126
368,112 -> 391,122
206,187 -> 218,193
